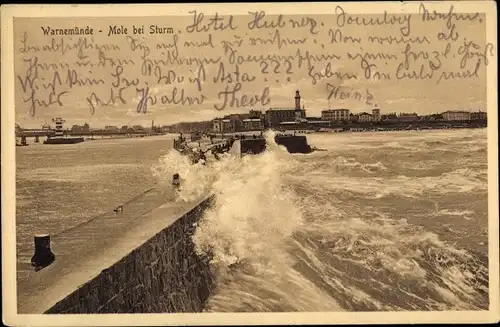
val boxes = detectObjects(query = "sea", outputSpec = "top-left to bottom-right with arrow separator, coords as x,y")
15,128 -> 489,311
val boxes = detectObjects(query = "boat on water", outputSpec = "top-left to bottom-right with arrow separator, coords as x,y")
44,137 -> 85,144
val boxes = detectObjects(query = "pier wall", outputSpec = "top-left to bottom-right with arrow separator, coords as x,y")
275,135 -> 312,153
236,136 -> 311,156
239,138 -> 266,155
44,196 -> 215,314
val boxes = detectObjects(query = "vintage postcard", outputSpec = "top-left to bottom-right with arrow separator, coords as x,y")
1,1 -> 499,326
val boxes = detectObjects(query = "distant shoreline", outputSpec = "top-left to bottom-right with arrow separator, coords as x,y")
276,120 -> 487,132
165,120 -> 487,135
17,121 -> 487,139
309,124 -> 487,133
83,134 -> 168,141
206,123 -> 487,137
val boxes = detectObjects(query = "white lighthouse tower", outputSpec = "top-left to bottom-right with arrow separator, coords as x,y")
44,117 -> 84,144
52,117 -> 66,138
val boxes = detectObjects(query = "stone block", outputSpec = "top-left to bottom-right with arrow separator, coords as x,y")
155,233 -> 164,249
46,299 -> 66,313
162,265 -> 172,284
115,264 -> 127,289
158,252 -> 168,272
59,292 -> 79,312
149,231 -> 160,244
166,248 -> 173,267
146,243 -> 155,262
133,301 -> 144,313
169,224 -> 178,242
98,270 -> 114,304
138,247 -> 147,263
151,275 -> 159,298
165,230 -> 174,248
176,249 -> 183,269
187,234 -> 195,247
69,283 -> 87,313
182,274 -> 192,290
157,294 -> 167,311
150,258 -> 160,270
168,274 -> 176,293
175,221 -> 183,240
144,288 -> 152,307
184,219 -> 193,234
149,243 -> 158,263
131,283 -> 144,306
121,288 -> 135,312
180,291 -> 193,312
171,246 -> 179,266
61,303 -> 81,314
135,263 -> 145,284
113,291 -> 124,311
139,247 -> 150,265
85,283 -> 100,312
98,300 -> 111,313
181,226 -> 189,242
170,293 -> 179,312
161,231 -> 169,245
157,275 -> 166,293
182,258 -> 189,274
124,254 -> 136,285
143,272 -> 151,292
104,267 -> 119,295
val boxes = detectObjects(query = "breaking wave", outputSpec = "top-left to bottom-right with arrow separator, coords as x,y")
334,156 -> 388,173
151,129 -> 489,311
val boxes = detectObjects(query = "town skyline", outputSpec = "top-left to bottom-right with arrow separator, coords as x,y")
15,99 -> 487,130
16,105 -> 487,133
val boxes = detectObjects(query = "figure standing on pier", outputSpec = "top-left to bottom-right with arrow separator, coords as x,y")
173,173 -> 182,189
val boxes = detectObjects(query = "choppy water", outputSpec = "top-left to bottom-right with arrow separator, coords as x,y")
154,129 -> 489,312
15,136 -> 174,273
16,129 -> 489,311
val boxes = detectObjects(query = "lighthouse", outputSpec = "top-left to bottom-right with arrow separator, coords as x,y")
294,90 -> 306,122
52,117 -> 65,138
44,117 -> 84,144
295,90 -> 301,109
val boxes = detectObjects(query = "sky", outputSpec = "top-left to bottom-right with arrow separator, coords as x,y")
12,9 -> 492,128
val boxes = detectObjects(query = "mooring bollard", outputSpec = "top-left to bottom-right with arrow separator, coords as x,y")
31,234 -> 55,271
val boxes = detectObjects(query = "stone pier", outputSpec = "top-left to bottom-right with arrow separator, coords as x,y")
17,191 -> 215,314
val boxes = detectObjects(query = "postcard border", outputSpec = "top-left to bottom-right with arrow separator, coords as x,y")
2,1 -> 499,325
